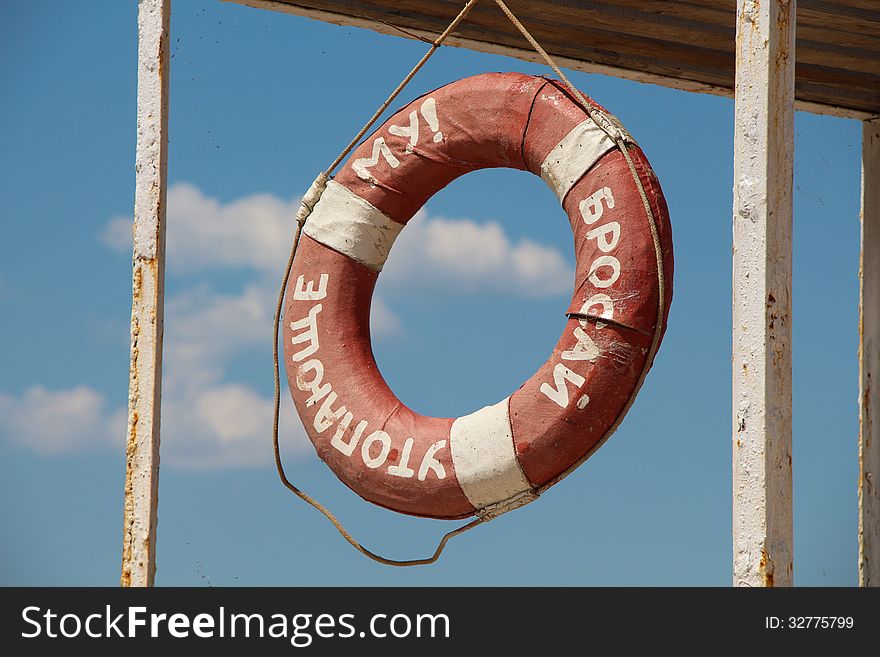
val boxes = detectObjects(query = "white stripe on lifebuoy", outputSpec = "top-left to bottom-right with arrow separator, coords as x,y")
449,398 -> 533,510
540,119 -> 616,201
302,180 -> 404,272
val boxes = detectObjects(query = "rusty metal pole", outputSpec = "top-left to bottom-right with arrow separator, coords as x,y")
121,0 -> 171,588
860,118 -> 880,587
732,0 -> 795,587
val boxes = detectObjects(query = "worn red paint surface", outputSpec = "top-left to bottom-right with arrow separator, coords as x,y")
283,72 -> 673,519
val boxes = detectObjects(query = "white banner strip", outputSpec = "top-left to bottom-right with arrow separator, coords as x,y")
450,398 -> 533,511
303,180 -> 404,272
540,119 -> 616,201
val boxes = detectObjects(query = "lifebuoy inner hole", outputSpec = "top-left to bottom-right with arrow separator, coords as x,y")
371,168 -> 576,419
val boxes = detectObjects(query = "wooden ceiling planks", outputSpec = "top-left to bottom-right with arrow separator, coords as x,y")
226,0 -> 880,117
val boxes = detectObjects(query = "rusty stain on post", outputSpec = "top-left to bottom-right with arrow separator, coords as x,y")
121,0 -> 170,588
732,0 -> 795,587
860,117 -> 880,587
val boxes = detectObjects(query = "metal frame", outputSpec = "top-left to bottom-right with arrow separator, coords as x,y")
124,0 -> 879,586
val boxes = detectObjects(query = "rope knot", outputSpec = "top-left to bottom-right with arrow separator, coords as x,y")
296,172 -> 329,226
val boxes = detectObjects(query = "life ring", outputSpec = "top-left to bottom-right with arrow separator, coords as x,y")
283,72 -> 673,520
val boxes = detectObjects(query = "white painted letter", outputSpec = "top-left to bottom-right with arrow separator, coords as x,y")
579,187 -> 615,225
540,363 -> 586,408
561,326 -> 600,362
588,255 -> 621,289
330,412 -> 368,457
361,431 -> 392,468
389,110 -> 420,149
352,137 -> 400,182
586,221 -> 620,253
420,98 -> 443,143
314,392 -> 347,433
293,274 -> 329,301
418,440 -> 447,481
578,293 -> 614,329
296,359 -> 331,407
289,304 -> 322,362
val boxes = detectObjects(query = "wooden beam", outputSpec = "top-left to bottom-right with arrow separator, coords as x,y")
221,0 -> 877,120
121,0 -> 171,588
861,118 -> 880,587
732,0 -> 795,587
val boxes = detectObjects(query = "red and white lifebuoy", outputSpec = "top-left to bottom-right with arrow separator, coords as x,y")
283,72 -> 673,520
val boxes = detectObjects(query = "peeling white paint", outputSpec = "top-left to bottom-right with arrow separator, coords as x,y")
732,0 -> 795,587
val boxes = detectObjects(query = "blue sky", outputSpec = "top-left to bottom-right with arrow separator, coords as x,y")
0,0 -> 863,586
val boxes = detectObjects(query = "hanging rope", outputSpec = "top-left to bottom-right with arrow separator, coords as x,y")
272,0 -> 483,568
491,0 -> 667,492
272,0 -> 667,565
327,0 -> 481,178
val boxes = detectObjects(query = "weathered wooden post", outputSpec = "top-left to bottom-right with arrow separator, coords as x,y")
732,0 -> 795,587
861,118 -> 880,587
121,0 -> 171,588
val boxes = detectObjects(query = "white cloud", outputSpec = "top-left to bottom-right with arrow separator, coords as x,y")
2,183 -> 571,468
0,381 -> 305,469
380,211 -> 573,297
156,283 -> 310,469
101,183 -> 573,296
162,284 -> 269,392
159,383 -> 304,470
0,277 -> 311,469
370,296 -> 402,337
102,183 -> 297,275
4,185 -> 315,469
0,386 -> 125,456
